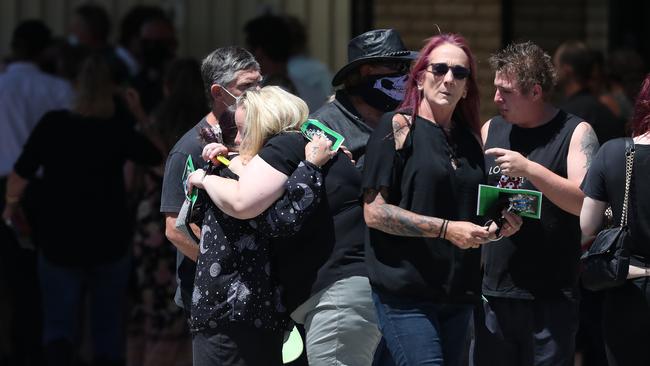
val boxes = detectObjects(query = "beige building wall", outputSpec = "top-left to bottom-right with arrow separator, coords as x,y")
0,0 -> 351,73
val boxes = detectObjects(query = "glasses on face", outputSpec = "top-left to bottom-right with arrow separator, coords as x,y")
427,63 -> 471,80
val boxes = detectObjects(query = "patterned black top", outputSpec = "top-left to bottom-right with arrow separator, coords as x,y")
190,161 -> 324,333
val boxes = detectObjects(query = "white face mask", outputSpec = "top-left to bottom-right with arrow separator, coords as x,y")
219,86 -> 241,112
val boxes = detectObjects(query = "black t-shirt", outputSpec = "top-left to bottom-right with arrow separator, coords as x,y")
258,132 -> 367,312
483,111 -> 582,299
561,90 -> 625,145
14,108 -> 161,266
361,112 -> 485,303
160,117 -> 209,309
582,138 -> 650,266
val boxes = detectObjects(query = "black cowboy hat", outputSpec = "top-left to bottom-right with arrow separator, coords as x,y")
332,28 -> 418,86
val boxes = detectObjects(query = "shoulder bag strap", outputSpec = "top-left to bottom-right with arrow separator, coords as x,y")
621,138 -> 635,227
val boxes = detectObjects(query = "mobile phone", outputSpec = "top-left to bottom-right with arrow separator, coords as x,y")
300,119 -> 345,151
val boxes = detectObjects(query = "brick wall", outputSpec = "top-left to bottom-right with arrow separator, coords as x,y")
374,0 -> 503,122
509,0 -> 608,56
374,0 -> 610,122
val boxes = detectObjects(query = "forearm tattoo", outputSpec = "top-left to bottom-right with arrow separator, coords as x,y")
308,145 -> 320,162
580,127 -> 599,169
365,189 -> 443,237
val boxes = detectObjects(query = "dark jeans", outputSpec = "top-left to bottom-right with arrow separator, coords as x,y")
0,222 -> 42,365
371,291 -> 473,366
473,296 -> 579,366
575,285 -> 607,366
603,277 -> 650,366
39,254 -> 130,366
192,325 -> 283,366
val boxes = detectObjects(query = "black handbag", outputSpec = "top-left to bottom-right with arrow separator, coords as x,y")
580,139 -> 635,291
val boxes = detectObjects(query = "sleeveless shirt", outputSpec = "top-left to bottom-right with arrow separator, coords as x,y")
482,110 -> 582,299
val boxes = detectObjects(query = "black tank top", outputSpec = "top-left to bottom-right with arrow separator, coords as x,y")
482,110 -> 582,299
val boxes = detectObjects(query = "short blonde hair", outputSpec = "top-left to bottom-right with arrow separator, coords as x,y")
238,86 -> 308,160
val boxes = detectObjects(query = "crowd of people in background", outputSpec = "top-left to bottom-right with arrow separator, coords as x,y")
1,2 -> 649,366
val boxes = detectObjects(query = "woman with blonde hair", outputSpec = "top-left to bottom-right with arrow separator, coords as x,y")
190,85 -> 381,365
185,85 -> 335,366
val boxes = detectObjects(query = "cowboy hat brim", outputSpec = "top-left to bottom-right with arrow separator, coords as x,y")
331,51 -> 419,86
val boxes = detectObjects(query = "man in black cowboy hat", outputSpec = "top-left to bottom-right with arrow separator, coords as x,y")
310,28 -> 417,169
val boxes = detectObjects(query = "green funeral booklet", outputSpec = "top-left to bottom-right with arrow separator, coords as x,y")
182,155 -> 198,206
476,184 -> 543,219
300,119 -> 345,151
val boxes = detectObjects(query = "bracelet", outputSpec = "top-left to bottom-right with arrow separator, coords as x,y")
437,219 -> 448,238
443,220 -> 449,239
439,219 -> 449,239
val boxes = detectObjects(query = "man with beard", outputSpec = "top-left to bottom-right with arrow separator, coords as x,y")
160,46 -> 261,321
310,29 -> 417,169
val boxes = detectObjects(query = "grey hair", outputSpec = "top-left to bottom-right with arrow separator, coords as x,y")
201,46 -> 260,104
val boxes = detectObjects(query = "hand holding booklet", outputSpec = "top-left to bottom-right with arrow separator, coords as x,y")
301,119 -> 345,151
476,184 -> 543,220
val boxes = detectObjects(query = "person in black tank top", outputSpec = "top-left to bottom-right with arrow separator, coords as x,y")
580,74 -> 650,365
362,34 -> 521,366
473,42 -> 599,366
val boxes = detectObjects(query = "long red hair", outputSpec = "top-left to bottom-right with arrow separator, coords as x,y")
399,33 -> 480,134
631,73 -> 650,137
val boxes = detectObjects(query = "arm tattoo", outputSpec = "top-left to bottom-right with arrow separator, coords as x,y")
393,120 -> 409,139
308,145 -> 319,162
392,115 -> 411,148
580,127 -> 599,169
378,204 -> 443,237
365,189 -> 443,237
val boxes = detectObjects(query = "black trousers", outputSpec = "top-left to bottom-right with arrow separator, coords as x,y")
192,324 -> 284,366
473,296 -> 579,366
603,277 -> 650,366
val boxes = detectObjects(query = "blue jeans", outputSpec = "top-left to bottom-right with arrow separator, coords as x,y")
372,291 -> 473,366
39,254 -> 130,364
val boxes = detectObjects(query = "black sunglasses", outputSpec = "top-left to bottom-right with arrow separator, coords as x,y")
427,63 -> 470,80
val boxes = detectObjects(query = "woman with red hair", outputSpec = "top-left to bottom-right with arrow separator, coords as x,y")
362,34 -> 520,365
581,74 -> 650,365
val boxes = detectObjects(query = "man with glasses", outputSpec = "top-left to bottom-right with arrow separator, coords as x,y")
473,41 -> 598,366
310,28 -> 417,169
160,46 -> 261,323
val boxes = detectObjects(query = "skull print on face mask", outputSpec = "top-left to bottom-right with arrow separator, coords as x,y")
351,73 -> 409,112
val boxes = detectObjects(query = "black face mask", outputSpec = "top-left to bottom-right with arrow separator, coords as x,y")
350,73 -> 408,112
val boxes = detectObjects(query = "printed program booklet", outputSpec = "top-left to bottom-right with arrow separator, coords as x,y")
476,184 -> 543,219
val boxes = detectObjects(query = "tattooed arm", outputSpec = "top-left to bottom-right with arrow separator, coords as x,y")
487,122 -> 597,216
363,188 -> 490,249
